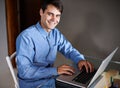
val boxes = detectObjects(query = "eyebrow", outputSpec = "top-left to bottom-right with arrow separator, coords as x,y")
47,11 -> 61,16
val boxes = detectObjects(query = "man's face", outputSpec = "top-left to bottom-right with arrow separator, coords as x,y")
40,4 -> 61,32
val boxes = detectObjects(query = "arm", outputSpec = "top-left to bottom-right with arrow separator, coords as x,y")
57,32 -> 94,73
16,34 -> 58,80
57,33 -> 85,64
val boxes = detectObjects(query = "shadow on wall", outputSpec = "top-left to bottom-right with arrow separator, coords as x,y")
73,12 -> 107,59
58,0 -> 120,61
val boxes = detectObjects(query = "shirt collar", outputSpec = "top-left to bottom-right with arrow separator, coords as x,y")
35,22 -> 49,38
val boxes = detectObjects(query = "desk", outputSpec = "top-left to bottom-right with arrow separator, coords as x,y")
56,58 -> 120,88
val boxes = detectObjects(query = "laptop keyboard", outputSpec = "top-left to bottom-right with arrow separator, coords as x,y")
72,68 -> 97,84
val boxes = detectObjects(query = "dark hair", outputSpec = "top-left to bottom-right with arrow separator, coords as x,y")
41,0 -> 63,14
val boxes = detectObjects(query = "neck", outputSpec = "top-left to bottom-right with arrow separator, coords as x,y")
45,29 -> 51,32
39,21 -> 51,32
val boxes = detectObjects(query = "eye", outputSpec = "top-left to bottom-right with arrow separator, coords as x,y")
56,15 -> 61,18
47,12 -> 53,16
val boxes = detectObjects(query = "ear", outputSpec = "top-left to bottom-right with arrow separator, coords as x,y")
39,9 -> 43,16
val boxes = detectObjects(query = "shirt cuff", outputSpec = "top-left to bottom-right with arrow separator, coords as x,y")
50,67 -> 58,77
74,54 -> 85,64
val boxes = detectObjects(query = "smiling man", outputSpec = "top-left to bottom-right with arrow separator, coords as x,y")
16,0 -> 94,88
40,4 -> 61,32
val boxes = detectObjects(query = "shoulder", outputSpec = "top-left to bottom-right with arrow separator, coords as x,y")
16,25 -> 39,45
54,28 -> 66,38
18,25 -> 38,38
52,28 -> 62,36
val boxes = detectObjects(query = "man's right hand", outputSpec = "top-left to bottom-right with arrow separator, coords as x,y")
57,64 -> 75,75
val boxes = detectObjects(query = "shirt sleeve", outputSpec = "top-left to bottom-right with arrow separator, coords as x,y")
16,34 -> 58,80
58,33 -> 85,64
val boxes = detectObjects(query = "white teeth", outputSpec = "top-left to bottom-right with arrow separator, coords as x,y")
49,22 -> 55,25
48,20 -> 54,23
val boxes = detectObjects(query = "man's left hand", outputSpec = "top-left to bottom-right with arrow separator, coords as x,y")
78,60 -> 94,73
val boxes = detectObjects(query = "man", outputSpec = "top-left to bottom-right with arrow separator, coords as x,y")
16,0 -> 94,88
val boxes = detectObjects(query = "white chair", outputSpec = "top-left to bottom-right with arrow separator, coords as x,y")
6,52 -> 19,88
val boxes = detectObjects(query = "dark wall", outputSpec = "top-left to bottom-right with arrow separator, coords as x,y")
57,0 -> 120,61
19,0 -> 41,31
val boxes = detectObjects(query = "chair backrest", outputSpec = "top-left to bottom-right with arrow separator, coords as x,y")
6,52 -> 19,88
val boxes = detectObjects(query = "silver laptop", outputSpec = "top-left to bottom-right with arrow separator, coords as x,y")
56,47 -> 118,88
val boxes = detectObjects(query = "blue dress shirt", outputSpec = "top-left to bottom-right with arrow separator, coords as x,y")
16,22 -> 85,88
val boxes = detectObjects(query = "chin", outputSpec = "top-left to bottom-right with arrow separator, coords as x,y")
49,26 -> 56,29
48,23 -> 57,29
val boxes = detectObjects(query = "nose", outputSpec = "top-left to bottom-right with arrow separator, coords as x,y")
51,15 -> 56,21
50,14 -> 60,23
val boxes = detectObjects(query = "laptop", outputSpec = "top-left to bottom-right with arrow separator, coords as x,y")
56,47 -> 118,88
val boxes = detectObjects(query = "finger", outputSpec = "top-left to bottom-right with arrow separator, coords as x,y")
60,68 -> 75,75
63,66 -> 75,74
87,61 -> 94,72
58,65 -> 75,75
66,65 -> 75,71
84,61 -> 89,73
79,64 -> 84,70
78,60 -> 84,70
63,70 -> 74,75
